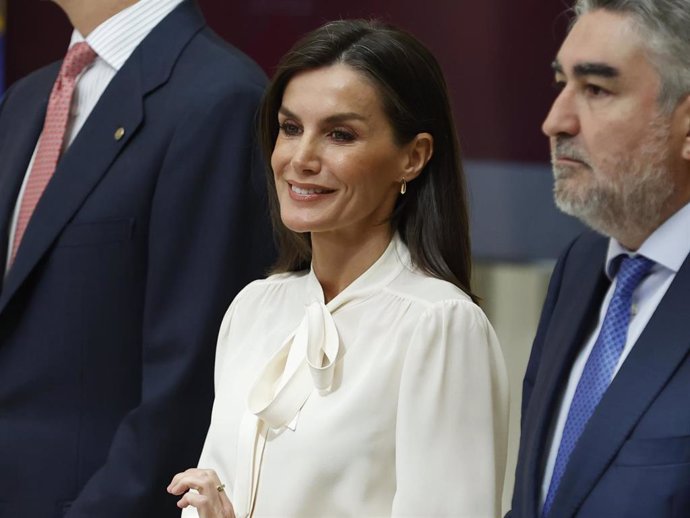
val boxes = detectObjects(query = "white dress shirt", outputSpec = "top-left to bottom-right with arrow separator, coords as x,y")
540,201 -> 690,509
183,235 -> 510,518
6,0 -> 183,272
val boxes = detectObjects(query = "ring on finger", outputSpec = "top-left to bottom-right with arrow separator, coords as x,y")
216,483 -> 226,493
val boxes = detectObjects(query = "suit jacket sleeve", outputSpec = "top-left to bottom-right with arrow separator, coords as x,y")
519,237 -> 576,427
66,78 -> 274,517
506,239 -> 576,518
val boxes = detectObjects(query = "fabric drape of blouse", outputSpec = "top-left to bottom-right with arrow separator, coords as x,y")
182,235 -> 509,518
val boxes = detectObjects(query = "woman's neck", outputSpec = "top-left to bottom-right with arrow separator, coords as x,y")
311,227 -> 393,303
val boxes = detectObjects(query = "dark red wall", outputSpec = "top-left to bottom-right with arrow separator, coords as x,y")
9,0 -> 569,161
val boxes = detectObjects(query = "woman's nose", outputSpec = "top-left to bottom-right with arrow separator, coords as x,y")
290,135 -> 321,175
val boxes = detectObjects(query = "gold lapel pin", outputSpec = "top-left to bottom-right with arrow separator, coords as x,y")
114,127 -> 125,141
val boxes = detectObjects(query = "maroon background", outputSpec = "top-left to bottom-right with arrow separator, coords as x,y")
7,0 -> 570,162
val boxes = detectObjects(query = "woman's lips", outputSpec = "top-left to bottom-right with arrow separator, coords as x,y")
287,182 -> 336,201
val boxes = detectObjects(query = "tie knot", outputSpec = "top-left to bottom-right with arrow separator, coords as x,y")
614,255 -> 655,296
60,42 -> 97,81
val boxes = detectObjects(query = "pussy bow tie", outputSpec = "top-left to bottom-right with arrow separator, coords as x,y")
234,300 -> 340,518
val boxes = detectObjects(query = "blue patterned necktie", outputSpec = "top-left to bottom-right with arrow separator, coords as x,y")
542,254 -> 655,517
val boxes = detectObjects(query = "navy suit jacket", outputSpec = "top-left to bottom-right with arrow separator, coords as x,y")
0,2 -> 273,517
510,231 -> 690,518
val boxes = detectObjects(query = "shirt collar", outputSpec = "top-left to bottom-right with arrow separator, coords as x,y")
605,201 -> 690,279
306,234 -> 411,312
69,0 -> 184,71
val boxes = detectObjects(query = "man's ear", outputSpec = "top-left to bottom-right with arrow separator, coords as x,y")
400,132 -> 434,183
679,95 -> 690,161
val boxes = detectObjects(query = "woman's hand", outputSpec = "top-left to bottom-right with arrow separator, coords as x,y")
167,468 -> 235,518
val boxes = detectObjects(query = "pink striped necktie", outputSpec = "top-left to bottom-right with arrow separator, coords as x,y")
9,42 -> 97,267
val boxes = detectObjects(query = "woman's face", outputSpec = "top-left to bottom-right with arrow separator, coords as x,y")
271,63 -> 411,241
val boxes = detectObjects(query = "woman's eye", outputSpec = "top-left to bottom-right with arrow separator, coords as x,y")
329,129 -> 356,142
279,122 -> 301,136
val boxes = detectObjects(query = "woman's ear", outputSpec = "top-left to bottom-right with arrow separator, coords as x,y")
401,132 -> 434,182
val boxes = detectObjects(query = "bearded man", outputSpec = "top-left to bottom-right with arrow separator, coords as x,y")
508,1 -> 690,517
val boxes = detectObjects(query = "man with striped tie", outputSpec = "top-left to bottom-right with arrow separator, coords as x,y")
509,1 -> 690,517
0,0 -> 273,516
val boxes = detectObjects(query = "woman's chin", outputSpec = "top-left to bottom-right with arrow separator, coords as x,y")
281,219 -> 315,234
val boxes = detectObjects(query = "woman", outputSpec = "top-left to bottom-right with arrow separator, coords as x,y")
168,19 -> 508,518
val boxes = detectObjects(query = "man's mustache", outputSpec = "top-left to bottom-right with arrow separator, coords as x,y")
553,138 -> 589,165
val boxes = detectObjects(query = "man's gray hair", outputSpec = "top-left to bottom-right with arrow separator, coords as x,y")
574,0 -> 690,112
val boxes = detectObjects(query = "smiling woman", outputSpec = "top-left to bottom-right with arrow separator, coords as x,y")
169,19 -> 509,518
271,62 -> 433,290
272,64 -> 409,233
260,19 -> 477,299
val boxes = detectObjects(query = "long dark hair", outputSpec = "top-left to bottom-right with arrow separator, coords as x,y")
259,19 -> 476,302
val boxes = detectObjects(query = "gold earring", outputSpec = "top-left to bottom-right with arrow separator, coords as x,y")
400,178 -> 407,195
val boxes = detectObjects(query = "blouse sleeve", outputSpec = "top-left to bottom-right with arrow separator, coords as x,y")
391,300 -> 509,518
180,295 -> 243,518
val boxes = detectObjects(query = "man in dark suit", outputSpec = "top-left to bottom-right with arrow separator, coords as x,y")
0,0 -> 273,516
509,1 -> 690,517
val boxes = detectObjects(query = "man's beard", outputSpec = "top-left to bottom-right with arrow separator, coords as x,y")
551,116 -> 675,245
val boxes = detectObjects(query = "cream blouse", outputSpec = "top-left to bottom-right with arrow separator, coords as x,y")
183,236 -> 509,518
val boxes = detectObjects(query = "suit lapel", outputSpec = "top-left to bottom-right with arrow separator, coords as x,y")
550,251 -> 690,518
520,235 -> 609,518
0,0 -> 205,313
0,69 -> 56,279
0,59 -> 144,311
